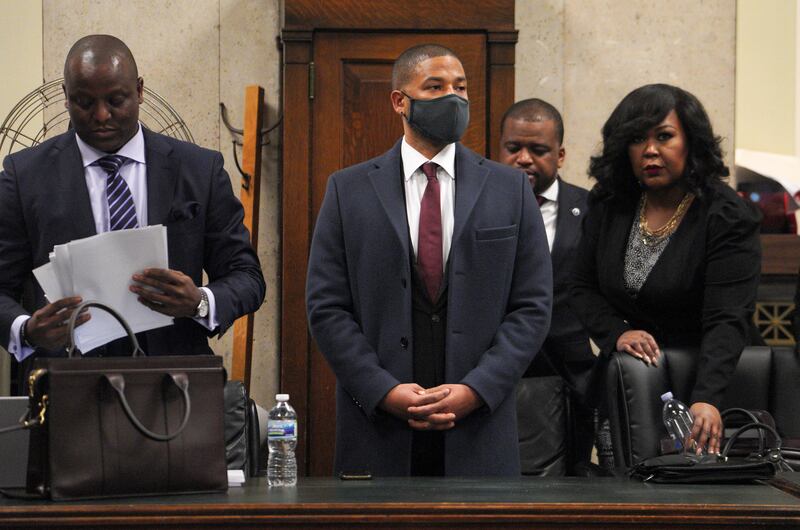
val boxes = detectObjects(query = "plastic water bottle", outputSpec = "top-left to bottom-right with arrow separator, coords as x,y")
661,391 -> 703,455
267,394 -> 297,487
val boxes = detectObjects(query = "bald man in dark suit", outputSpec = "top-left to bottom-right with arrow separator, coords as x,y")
0,35 -> 264,367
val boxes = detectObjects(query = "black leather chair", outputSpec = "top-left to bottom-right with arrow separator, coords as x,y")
606,346 -> 800,468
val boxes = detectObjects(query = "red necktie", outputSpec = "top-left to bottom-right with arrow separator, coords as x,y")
418,162 -> 443,301
536,194 -> 546,206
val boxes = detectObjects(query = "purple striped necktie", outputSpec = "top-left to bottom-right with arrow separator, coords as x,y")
95,155 -> 139,231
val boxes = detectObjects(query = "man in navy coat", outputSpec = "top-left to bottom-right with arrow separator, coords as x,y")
499,99 -> 596,476
0,35 -> 264,363
306,44 -> 552,476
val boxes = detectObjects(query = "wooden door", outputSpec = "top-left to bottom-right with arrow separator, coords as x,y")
281,0 -> 517,476
307,32 -> 486,475
312,32 -> 486,213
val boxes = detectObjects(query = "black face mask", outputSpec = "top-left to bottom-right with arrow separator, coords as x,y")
401,92 -> 470,144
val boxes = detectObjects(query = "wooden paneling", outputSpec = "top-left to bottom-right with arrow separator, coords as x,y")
341,62 -> 403,166
285,0 -> 515,31
761,235 -> 800,276
487,31 -> 516,161
280,34 -> 313,473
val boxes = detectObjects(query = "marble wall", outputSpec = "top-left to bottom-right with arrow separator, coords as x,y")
33,0 -> 736,403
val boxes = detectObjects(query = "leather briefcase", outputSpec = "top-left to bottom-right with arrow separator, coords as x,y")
23,301 -> 228,500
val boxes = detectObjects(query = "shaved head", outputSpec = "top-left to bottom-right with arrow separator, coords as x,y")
392,44 -> 460,91
64,34 -> 138,81
501,98 -> 564,144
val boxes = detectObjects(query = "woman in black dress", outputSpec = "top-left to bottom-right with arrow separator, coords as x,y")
570,84 -> 761,455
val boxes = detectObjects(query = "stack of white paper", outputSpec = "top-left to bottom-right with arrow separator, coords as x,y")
33,225 -> 174,353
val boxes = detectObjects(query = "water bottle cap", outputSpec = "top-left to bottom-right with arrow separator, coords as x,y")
660,391 -> 673,402
276,393 -> 290,402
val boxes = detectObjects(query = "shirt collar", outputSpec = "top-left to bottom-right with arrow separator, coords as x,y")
401,136 -> 456,182
538,176 -> 560,202
75,122 -> 146,168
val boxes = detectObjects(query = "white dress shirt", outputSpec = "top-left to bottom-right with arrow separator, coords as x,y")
8,124 -> 217,362
77,123 -> 149,233
538,178 -> 559,252
401,137 -> 456,268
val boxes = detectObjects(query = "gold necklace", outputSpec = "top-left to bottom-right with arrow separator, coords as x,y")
639,192 -> 694,246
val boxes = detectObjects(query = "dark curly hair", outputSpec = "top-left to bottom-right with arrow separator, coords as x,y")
588,84 -> 728,204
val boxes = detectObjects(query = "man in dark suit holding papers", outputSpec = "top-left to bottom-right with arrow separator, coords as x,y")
0,34 -> 264,362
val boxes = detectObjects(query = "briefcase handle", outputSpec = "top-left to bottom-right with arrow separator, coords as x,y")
66,300 -> 145,358
721,422 -> 783,457
105,372 -> 192,442
721,408 -> 768,454
720,422 -> 793,472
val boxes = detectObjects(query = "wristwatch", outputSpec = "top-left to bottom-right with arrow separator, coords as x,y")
194,289 -> 209,319
20,318 -> 35,348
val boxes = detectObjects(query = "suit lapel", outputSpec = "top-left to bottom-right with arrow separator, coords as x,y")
452,143 -> 489,246
368,141 -> 409,258
551,179 -> 580,266
142,129 -> 177,226
56,133 -> 97,238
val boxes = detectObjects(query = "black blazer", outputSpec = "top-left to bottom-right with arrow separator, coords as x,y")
526,180 -> 593,383
569,181 -> 761,408
0,128 -> 265,357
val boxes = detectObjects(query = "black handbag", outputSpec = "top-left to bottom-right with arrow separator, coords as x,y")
631,421 -> 793,484
8,301 -> 228,500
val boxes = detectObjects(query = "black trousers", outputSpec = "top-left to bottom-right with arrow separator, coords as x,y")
516,360 -> 597,476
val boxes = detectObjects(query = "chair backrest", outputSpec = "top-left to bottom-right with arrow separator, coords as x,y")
606,346 -> 800,468
770,347 -> 800,439
223,380 -> 263,477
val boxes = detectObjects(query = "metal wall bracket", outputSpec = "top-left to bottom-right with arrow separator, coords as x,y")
219,102 -> 281,189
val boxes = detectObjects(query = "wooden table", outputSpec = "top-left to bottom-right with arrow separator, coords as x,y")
2,474 -> 800,528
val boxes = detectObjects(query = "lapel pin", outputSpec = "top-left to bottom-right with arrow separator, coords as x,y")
571,207 -> 581,216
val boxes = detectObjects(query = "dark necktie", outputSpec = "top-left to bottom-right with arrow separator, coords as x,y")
95,155 -> 138,231
536,194 -> 546,207
418,162 -> 443,301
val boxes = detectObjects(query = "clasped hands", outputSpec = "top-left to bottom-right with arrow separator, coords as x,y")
24,268 -> 201,350
380,383 -> 482,431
